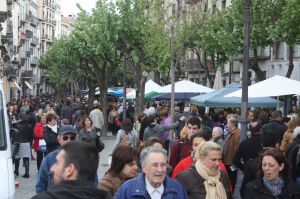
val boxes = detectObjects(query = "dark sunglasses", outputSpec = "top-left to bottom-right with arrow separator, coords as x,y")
62,135 -> 76,141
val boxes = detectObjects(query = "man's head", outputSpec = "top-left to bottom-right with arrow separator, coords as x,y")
50,141 -> 99,184
57,125 -> 77,146
271,110 -> 283,121
140,147 -> 167,188
227,117 -> 238,131
261,129 -> 280,148
186,116 -> 202,139
249,121 -> 262,135
212,127 -> 223,139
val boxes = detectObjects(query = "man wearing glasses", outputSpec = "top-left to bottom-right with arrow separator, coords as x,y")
35,125 -> 77,193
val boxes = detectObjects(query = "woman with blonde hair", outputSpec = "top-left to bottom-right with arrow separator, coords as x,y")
280,118 -> 300,152
177,141 -> 231,199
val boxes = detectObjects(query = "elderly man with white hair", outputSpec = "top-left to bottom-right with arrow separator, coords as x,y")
211,127 -> 225,149
286,126 -> 300,186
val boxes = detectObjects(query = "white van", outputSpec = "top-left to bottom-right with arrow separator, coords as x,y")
0,81 -> 15,198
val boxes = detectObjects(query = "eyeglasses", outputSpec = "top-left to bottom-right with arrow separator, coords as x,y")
62,135 -> 76,141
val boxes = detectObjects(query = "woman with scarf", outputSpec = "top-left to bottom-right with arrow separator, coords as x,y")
243,148 -> 299,199
99,145 -> 138,196
44,113 -> 60,155
176,141 -> 231,199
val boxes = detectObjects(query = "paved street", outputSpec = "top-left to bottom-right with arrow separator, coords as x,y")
15,135 -> 116,199
15,134 -> 242,199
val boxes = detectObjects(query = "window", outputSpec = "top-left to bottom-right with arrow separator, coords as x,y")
275,42 -> 285,59
222,0 -> 226,9
293,44 -> 300,58
0,92 -> 7,150
212,4 -> 216,15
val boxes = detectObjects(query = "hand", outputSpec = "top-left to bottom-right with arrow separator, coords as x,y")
179,116 -> 186,122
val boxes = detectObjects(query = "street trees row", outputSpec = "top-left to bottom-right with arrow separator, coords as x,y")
40,0 -> 300,130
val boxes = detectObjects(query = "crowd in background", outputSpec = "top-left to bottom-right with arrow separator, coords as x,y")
7,94 -> 300,199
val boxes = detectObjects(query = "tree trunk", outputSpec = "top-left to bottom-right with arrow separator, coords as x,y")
99,77 -> 108,133
87,79 -> 96,110
134,64 -> 144,120
286,44 -> 294,78
251,48 -> 266,81
202,52 -> 214,87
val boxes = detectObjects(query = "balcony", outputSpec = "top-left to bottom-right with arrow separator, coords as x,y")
41,34 -> 48,40
7,0 -> 13,5
0,11 -> 8,22
30,57 -> 38,66
26,14 -> 38,27
20,50 -> 30,58
31,36 -> 38,46
21,70 -> 33,78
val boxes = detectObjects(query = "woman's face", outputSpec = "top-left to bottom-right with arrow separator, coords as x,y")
41,116 -> 46,125
262,155 -> 284,181
192,137 -> 206,152
121,160 -> 138,178
84,118 -> 92,128
201,150 -> 222,173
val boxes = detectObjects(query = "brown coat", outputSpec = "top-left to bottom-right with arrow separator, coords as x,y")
99,172 -> 127,196
223,127 -> 240,165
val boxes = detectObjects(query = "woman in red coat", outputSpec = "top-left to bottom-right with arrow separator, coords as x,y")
32,114 -> 46,171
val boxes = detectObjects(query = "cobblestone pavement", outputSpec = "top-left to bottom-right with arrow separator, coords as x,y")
15,134 -> 242,199
15,135 -> 116,199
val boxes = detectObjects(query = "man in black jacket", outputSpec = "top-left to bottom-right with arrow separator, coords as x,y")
32,141 -> 111,199
262,110 -> 287,142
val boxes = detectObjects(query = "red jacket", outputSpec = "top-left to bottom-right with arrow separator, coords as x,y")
169,139 -> 191,170
171,155 -> 232,192
32,122 -> 45,151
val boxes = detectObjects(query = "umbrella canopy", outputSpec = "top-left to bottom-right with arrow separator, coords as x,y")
145,79 -> 163,94
145,91 -> 161,102
191,83 -> 279,108
213,68 -> 223,90
225,75 -> 300,98
153,92 -> 199,101
160,80 -> 215,93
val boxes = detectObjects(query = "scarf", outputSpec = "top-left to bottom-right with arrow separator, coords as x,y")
47,124 -> 58,133
262,176 -> 284,197
195,160 -> 227,199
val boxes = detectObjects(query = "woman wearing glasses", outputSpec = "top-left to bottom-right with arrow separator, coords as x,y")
78,115 -> 104,152
243,148 -> 299,199
44,113 -> 60,155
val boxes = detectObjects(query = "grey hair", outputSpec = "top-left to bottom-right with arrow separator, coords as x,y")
195,141 -> 222,159
228,117 -> 239,127
140,146 -> 167,165
212,127 -> 223,136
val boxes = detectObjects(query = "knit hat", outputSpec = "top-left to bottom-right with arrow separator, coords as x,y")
293,126 -> 300,138
59,125 -> 76,135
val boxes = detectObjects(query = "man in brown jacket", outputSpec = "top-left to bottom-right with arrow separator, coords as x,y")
223,116 -> 240,191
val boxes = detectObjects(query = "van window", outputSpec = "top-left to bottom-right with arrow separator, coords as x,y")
0,91 -> 7,150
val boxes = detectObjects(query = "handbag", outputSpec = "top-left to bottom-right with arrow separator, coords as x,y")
38,139 -> 47,152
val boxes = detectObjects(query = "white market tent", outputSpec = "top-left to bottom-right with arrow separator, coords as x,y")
225,75 -> 300,98
145,79 -> 163,94
160,80 -> 215,93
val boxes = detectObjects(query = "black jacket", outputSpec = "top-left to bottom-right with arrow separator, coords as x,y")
285,137 -> 300,180
176,164 -> 232,199
262,120 -> 287,142
244,178 -> 299,199
233,134 -> 262,171
44,126 -> 59,153
11,120 -> 32,143
32,180 -> 112,199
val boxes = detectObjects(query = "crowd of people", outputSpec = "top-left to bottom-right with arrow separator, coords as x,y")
7,94 -> 300,198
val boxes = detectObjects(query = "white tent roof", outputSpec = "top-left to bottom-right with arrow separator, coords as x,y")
225,75 -> 300,97
145,79 -> 163,94
161,80 -> 215,93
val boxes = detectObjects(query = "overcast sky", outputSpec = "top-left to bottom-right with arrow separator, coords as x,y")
60,0 -> 97,16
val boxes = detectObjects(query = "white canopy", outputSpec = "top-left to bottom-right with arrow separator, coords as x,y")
161,80 -> 215,93
145,79 -> 163,94
225,75 -> 300,97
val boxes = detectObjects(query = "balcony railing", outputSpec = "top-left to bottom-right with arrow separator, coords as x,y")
0,11 -> 8,22
30,57 -> 38,66
31,36 -> 38,45
7,0 -> 13,5
21,70 -> 33,78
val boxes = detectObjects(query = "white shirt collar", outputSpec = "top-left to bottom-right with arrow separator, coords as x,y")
145,177 -> 164,198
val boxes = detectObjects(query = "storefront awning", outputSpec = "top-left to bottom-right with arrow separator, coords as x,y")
24,81 -> 33,90
14,81 -> 21,91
